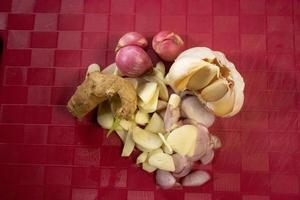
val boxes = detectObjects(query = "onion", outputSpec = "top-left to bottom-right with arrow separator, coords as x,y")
115,46 -> 153,77
152,31 -> 184,62
115,32 -> 148,51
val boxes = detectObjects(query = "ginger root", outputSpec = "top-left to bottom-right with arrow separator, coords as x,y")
67,71 -> 137,120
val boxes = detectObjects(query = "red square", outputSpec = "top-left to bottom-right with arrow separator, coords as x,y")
11,0 -> 35,13
34,14 -> 58,31
0,124 -> 24,143
7,14 -> 34,30
31,32 -> 58,48
241,111 -> 268,130
187,15 -> 212,33
242,153 -> 269,171
0,13 -> 7,29
34,0 -> 61,13
0,165 -> 19,184
74,125 -> 102,146
58,31 -> 82,49
241,173 -> 270,194
136,0 -> 160,15
295,0 -> 300,15
58,14 -> 84,30
294,15 -> 300,33
51,105 -> 76,125
0,0 -> 12,12
45,186 -> 71,200
162,0 -> 186,15
46,166 -> 72,185
84,0 -> 110,13
267,16 -> 293,33
269,133 -> 298,152
0,86 -> 28,104
4,67 -> 26,85
55,50 -> 81,67
108,32 -> 124,50
84,14 -> 108,32
110,15 -> 134,31
74,147 -> 100,166
72,188 -> 98,200
100,146 -> 133,167
213,150 -> 241,172
15,186 -> 43,200
19,165 -> 44,185
24,124 -> 48,144
27,86 -> 51,104
27,68 -> 54,85
268,53 -> 295,71
184,193 -> 211,200
243,90 -> 270,110
187,33 -> 212,48
99,189 -> 127,200
241,34 -> 266,54
7,30 -> 31,49
54,68 -> 81,86
19,145 -> 46,164
162,16 -> 186,33
24,105 -> 52,124
127,191 -> 155,200
241,132 -> 269,153
240,0 -> 265,15
215,131 -> 241,152
269,91 -> 297,109
100,168 -> 127,188
270,174 -> 299,194
46,146 -> 74,165
0,144 -> 19,163
82,32 -> 107,49
31,49 -> 54,67
135,15 -> 160,32
111,0 -> 134,14
61,0 -> 83,13
81,49 -> 106,67
213,33 -> 239,52
214,0 -> 239,15
101,132 -> 122,147
240,16 -> 266,34
266,0 -> 293,15
214,173 -> 240,192
188,0 -> 212,15
48,126 -> 75,144
51,86 -> 75,105
1,105 -> 25,123
214,16 -> 239,33
5,49 -> 31,66
242,71 -> 268,90
72,167 -> 100,187
267,72 -> 296,90
268,111 -> 298,131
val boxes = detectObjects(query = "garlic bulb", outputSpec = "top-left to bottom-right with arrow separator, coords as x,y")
165,47 -> 245,117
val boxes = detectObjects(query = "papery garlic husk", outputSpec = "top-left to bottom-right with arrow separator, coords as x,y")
165,47 -> 245,117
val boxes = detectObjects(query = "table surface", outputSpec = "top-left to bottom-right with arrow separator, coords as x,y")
0,0 -> 299,200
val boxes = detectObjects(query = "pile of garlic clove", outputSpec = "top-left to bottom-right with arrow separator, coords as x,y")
165,47 -> 245,117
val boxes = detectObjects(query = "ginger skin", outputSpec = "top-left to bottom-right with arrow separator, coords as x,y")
67,72 -> 137,120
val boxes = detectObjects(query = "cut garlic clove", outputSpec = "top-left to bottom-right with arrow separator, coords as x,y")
132,126 -> 163,150
121,128 -> 135,157
102,63 -> 117,74
136,152 -> 148,164
200,79 -> 229,102
155,61 -> 166,77
143,75 -> 169,101
137,82 -> 158,104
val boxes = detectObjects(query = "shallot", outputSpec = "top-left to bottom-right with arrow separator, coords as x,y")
156,170 -> 176,189
115,46 -> 153,77
152,31 -> 184,62
115,32 -> 148,51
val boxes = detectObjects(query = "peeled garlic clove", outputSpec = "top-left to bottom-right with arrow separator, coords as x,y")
200,79 -> 229,102
200,148 -> 214,165
156,170 -> 176,189
182,170 -> 210,187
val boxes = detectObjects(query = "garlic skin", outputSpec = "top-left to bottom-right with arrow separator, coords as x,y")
165,47 -> 245,117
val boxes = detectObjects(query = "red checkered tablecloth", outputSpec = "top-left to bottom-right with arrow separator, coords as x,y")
0,0 -> 299,200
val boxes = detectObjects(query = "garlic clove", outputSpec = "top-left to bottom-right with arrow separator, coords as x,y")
186,64 -> 220,91
200,79 -> 229,102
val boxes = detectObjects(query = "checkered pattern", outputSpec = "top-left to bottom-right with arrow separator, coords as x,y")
0,0 -> 299,199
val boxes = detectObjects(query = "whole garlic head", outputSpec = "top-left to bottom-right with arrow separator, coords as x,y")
165,47 -> 245,117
